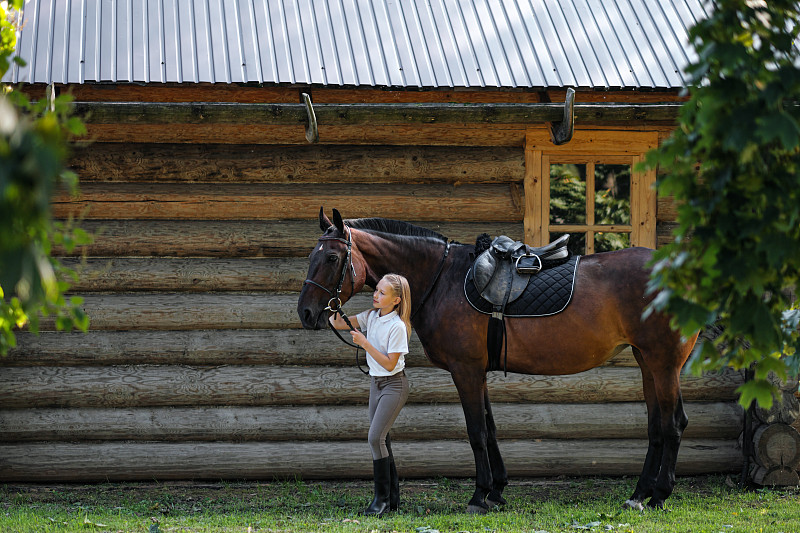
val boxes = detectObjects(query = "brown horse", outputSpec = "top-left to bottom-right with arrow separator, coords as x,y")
297,208 -> 698,513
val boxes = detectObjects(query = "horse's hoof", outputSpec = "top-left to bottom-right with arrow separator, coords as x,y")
622,499 -> 644,512
486,492 -> 507,508
485,498 -> 505,508
466,504 -> 489,514
645,500 -> 668,511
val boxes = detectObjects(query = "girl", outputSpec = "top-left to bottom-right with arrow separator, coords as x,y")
329,273 -> 412,516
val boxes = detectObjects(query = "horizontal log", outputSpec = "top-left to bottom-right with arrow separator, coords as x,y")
70,144 -> 524,184
75,102 -> 682,126
0,438 -> 741,482
84,123 -> 530,146
4,330 -> 637,368
54,220 -> 522,257
0,402 -> 742,442
63,257 -> 310,292
658,195 -> 677,223
0,365 -> 744,408
52,183 -> 523,222
657,222 -> 678,248
37,293 -> 371,330
5,329 -> 434,368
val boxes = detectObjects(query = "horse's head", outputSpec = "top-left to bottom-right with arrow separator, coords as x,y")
297,208 -> 364,329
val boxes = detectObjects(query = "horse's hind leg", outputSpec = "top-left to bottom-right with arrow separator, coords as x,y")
484,386 -> 508,507
625,348 -> 663,510
647,369 -> 688,509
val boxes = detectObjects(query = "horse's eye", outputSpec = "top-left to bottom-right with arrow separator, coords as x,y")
327,254 -> 338,263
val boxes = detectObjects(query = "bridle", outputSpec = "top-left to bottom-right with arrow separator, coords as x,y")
303,225 -> 356,316
303,225 -> 368,373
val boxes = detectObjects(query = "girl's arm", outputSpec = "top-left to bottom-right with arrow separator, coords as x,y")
350,330 -> 402,372
329,313 -> 360,330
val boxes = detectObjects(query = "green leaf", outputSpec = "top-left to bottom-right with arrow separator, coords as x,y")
737,379 -> 777,409
756,111 -> 800,150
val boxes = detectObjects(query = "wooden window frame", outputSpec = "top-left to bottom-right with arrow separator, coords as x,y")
524,129 -> 658,250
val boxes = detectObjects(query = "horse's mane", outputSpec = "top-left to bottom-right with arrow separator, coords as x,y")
345,217 -> 449,243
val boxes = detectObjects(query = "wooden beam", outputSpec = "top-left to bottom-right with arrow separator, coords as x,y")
527,129 -> 660,154
35,292 -> 355,331
0,365 -> 744,408
53,220 -> 523,258
658,195 -> 678,222
83,123 -> 530,145
4,330 -> 638,368
5,329 -> 435,368
523,144 -> 543,245
74,101 -> 683,125
0,402 -> 742,442
0,439 -> 741,481
69,144 -> 525,184
52,183 -> 524,222
61,257 -> 311,292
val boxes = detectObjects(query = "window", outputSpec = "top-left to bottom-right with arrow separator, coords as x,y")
524,130 -> 657,253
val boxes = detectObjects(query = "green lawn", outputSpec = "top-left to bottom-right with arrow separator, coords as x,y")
1,475 -> 798,532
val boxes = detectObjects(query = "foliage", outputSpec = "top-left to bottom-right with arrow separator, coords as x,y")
549,163 -> 588,225
550,163 -> 631,255
0,2 -> 89,355
642,1 -> 800,408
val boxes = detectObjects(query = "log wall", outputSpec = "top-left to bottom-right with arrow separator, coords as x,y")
0,86 -> 744,482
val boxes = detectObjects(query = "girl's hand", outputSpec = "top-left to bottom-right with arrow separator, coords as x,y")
350,329 -> 367,347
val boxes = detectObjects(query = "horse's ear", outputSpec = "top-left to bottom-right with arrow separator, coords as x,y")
332,208 -> 345,234
319,207 -> 333,232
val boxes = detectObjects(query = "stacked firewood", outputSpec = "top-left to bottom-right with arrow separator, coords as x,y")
745,373 -> 800,486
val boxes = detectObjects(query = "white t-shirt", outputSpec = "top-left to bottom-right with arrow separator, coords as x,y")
355,309 -> 408,377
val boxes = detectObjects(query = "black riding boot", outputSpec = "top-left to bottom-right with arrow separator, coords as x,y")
385,435 -> 400,511
363,457 -> 392,516
389,456 -> 399,511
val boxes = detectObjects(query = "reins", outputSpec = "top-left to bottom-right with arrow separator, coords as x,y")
304,225 -> 452,376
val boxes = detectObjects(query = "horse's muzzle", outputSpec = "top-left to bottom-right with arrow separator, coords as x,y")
298,304 -> 328,330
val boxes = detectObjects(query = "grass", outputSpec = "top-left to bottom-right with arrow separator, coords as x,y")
1,475 -> 799,532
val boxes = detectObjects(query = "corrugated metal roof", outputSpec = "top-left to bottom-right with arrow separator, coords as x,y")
3,0 -> 709,89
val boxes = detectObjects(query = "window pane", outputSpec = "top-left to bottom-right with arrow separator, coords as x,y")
550,231 -> 586,256
594,164 -> 631,225
550,164 -> 586,224
595,232 -> 630,253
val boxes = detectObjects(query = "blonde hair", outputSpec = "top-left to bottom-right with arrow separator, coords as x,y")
381,273 -> 412,341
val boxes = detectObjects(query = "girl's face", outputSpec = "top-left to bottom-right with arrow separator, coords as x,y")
373,278 -> 401,316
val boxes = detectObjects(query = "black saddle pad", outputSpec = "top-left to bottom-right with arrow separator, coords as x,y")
464,255 -> 580,317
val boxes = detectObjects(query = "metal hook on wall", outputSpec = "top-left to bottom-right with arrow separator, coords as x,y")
302,92 -> 319,143
549,87 -> 575,146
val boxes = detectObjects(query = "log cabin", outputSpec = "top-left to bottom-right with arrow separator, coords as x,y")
1,0 -> 777,483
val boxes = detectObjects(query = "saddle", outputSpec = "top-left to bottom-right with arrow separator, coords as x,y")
470,234 -> 571,374
473,235 -> 570,307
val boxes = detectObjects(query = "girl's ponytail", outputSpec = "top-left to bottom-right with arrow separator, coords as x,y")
382,273 -> 412,341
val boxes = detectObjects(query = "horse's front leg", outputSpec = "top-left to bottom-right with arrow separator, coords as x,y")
484,385 -> 508,508
451,367 -> 493,514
